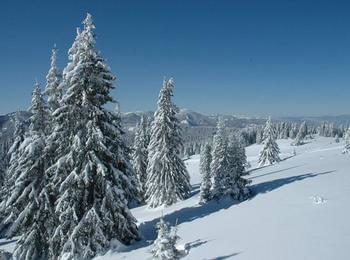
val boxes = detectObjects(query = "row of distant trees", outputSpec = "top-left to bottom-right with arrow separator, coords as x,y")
175,120 -> 348,158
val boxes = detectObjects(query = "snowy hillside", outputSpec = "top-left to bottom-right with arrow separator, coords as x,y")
67,136 -> 349,259
1,137 -> 349,259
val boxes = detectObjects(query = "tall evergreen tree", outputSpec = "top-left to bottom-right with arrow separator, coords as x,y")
210,118 -> 251,200
0,112 -> 26,224
45,45 -> 62,113
342,128 -> 350,154
132,115 -> 150,200
199,143 -> 212,203
292,123 -> 305,146
298,121 -> 308,139
255,128 -> 263,144
226,136 -> 251,200
46,14 -> 139,259
258,117 -> 280,166
0,83 -> 50,242
292,121 -> 308,146
145,78 -> 191,208
211,118 -> 229,199
1,113 -> 25,186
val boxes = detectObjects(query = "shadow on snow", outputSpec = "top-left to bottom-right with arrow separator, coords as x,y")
208,252 -> 241,259
251,170 -> 335,195
119,169 -> 335,256
249,165 -> 302,180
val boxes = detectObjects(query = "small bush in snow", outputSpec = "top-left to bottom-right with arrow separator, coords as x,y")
151,217 -> 180,260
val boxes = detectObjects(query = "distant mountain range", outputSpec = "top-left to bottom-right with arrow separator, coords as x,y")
1,110 -> 350,139
1,109 -> 349,156
121,109 -> 350,128
279,115 -> 350,125
121,109 -> 267,129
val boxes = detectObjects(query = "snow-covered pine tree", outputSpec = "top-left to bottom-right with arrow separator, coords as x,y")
47,14 -> 139,259
132,115 -> 150,200
289,123 -> 298,139
255,128 -> 263,144
225,136 -> 251,200
151,217 -> 180,260
342,128 -> 350,154
44,27 -> 84,192
292,121 -> 309,146
199,143 -> 212,203
145,78 -> 191,208
13,174 -> 55,260
298,121 -> 308,139
0,112 -> 26,222
258,117 -> 280,166
210,117 -> 230,199
0,83 -> 50,243
45,45 -> 62,113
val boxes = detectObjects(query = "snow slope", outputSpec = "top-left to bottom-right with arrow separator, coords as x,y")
2,136 -> 350,259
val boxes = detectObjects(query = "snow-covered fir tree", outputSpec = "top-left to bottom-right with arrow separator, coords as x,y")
46,14 -> 139,259
255,128 -> 263,144
210,119 -> 251,200
211,118 -> 249,200
258,117 -> 280,166
0,135 -> 9,193
44,45 -> 62,113
132,115 -> 150,200
289,123 -> 298,139
210,118 -> 229,199
0,138 -> 6,191
145,78 -> 191,208
199,143 -> 212,203
298,121 -> 308,139
342,128 -> 350,154
225,136 -> 251,200
0,112 -> 26,223
293,121 -> 310,146
0,83 -> 50,243
151,217 -> 181,260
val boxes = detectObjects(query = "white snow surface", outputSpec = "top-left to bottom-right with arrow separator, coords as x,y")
1,136 -> 350,259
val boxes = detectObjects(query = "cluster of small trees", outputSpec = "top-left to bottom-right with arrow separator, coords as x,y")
318,122 -> 347,138
198,118 -> 251,203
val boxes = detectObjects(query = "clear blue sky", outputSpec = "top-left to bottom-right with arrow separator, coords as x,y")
1,0 -> 350,116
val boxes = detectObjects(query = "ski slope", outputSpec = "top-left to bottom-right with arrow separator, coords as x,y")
1,136 -> 350,259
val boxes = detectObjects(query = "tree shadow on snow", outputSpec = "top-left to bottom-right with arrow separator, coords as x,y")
185,239 -> 210,250
251,170 -> 335,196
207,252 -> 241,260
118,197 -> 239,253
249,165 -> 302,180
119,170 -> 335,254
248,155 -> 296,175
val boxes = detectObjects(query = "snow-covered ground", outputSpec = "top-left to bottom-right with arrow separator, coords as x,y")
2,136 -> 349,259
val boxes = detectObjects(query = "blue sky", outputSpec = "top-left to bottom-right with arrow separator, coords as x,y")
1,0 -> 350,116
